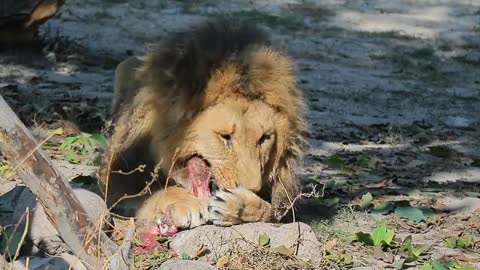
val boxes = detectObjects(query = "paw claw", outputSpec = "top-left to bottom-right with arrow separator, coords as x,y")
207,188 -> 246,225
222,188 -> 233,194
214,195 -> 225,202
213,220 -> 233,227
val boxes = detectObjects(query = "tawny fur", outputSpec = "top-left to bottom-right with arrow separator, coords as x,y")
98,19 -> 306,228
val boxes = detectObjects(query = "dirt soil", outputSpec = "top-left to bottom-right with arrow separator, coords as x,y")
1,0 -> 480,269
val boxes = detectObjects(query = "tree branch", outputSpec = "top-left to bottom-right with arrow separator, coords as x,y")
0,95 -> 126,270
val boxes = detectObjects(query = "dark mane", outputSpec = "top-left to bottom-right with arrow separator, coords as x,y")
139,19 -> 270,96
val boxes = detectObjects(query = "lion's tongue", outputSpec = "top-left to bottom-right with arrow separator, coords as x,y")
187,157 -> 211,199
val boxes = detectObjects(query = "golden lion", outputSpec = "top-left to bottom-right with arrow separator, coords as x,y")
98,19 -> 306,229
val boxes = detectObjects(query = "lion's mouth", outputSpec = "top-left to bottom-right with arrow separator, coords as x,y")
185,155 -> 217,199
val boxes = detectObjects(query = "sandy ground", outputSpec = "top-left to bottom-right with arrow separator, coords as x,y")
1,0 -> 480,269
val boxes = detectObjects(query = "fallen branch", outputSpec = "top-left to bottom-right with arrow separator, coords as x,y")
0,95 -> 128,270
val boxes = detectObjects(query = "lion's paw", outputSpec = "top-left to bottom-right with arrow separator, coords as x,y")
208,187 -> 254,226
164,200 -> 209,229
136,187 -> 209,229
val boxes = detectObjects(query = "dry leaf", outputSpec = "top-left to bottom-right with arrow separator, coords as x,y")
271,245 -> 294,256
373,246 -> 394,263
216,255 -> 229,268
193,243 -> 209,259
324,239 -> 338,254
364,180 -> 387,188
63,121 -> 81,135
343,253 -> 353,265
258,233 -> 271,247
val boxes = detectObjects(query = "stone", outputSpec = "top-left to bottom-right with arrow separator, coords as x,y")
11,187 -> 108,256
0,185 -> 25,227
169,222 -> 323,266
445,116 -> 474,130
11,253 -> 87,270
446,87 -> 478,98
52,160 -> 98,181
157,259 -> 217,270
433,197 -> 480,214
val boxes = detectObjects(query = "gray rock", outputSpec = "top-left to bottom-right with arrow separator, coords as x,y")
157,259 -> 217,270
446,87 -> 478,98
12,256 -> 69,270
169,222 -> 322,266
445,116 -> 474,130
433,197 -> 480,214
11,187 -> 108,256
12,253 -> 87,270
52,160 -> 98,181
0,185 -> 25,227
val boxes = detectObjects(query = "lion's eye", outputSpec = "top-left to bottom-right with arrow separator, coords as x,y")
220,133 -> 233,145
258,133 -> 271,146
221,134 -> 231,141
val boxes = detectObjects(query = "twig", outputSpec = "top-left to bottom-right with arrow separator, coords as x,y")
294,222 -> 301,256
67,209 -> 128,270
278,184 -> 323,221
109,212 -> 134,220
164,148 -> 180,189
3,208 -> 29,261
108,161 -> 163,211
277,179 -> 297,222
68,211 -> 108,270
112,164 -> 146,175
192,243 -> 209,259
13,207 -> 30,261
101,136 -> 117,205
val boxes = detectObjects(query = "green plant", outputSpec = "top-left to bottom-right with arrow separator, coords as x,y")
399,235 -> 428,263
323,252 -> 353,266
358,192 -> 373,209
59,133 -> 107,164
0,164 -> 14,175
325,155 -> 346,169
355,222 -> 394,248
445,235 -> 474,249
356,155 -> 378,169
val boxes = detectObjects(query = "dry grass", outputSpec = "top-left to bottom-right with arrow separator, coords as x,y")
226,248 -> 314,270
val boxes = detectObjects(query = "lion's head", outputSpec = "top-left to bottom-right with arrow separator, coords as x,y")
134,20 -> 305,213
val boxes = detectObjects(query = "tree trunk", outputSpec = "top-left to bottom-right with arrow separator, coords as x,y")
0,95 -> 126,269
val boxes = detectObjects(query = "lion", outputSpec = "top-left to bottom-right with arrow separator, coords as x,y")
98,19 -> 306,229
